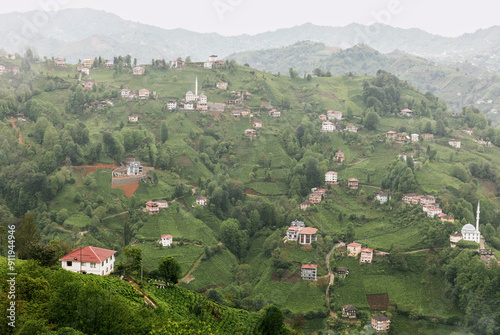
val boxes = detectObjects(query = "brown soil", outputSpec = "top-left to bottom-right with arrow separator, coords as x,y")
209,110 -> 224,121
366,293 -> 389,310
112,181 -> 139,198
270,269 -> 301,283
245,188 -> 258,195
9,118 -> 23,144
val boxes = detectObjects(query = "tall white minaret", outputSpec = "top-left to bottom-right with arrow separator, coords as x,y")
476,201 -> 480,232
195,76 -> 198,97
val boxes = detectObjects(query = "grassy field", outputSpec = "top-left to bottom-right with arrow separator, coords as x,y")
137,242 -> 204,275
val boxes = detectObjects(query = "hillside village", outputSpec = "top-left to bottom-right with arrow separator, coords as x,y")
0,50 -> 500,335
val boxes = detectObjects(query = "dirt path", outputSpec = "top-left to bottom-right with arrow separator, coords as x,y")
374,248 -> 437,256
124,277 -> 157,307
180,251 -> 206,284
102,211 -> 129,220
325,241 -> 345,318
9,118 -> 23,144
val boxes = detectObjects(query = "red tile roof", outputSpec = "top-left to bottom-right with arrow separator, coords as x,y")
361,248 -> 373,253
161,234 -> 172,239
348,242 -> 362,247
300,227 -> 318,235
302,264 -> 318,269
59,246 -> 116,263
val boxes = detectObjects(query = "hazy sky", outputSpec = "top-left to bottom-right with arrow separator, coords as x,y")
1,0 -> 499,37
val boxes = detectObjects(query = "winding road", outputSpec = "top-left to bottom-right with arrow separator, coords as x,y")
325,241 -> 345,318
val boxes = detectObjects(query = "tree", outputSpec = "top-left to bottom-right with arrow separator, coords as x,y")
363,111 -> 380,130
305,157 -> 322,189
160,121 -> 169,143
158,256 -> 181,285
258,305 -> 286,335
16,215 -> 41,260
220,218 -> 248,259
123,246 -> 142,274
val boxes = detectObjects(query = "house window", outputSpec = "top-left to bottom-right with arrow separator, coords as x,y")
81,262 -> 86,267
106,267 -> 108,273
67,261 -> 72,267
110,264 -> 113,270
102,262 -> 104,266
90,263 -> 96,268
106,259 -> 108,264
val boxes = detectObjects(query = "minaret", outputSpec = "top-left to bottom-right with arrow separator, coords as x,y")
195,76 -> 198,97
476,201 -> 480,232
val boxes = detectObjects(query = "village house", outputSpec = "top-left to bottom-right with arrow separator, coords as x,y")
253,121 -> 263,128
398,153 -> 413,162
241,110 -> 250,116
327,110 -> 342,120
83,57 -> 94,68
60,246 -> 116,276
128,114 -> 139,122
286,226 -> 302,241
216,81 -> 228,90
198,103 -> 208,112
231,110 -> 241,118
0,65 -> 5,75
319,114 -> 327,121
156,200 -> 168,210
411,133 -> 419,142
105,61 -> 114,69
439,214 -> 455,224
449,232 -> 463,248
158,234 -> 173,247
421,133 -> 434,140
427,207 -> 443,218
133,66 -> 146,75
183,102 -> 194,110
301,264 -> 318,281
139,89 -> 150,99
402,193 -> 417,204
386,131 -> 397,140
81,67 -> 90,76
348,178 -> 359,190
309,192 -> 323,204
335,151 -> 345,162
322,121 -> 335,132
337,267 -> 349,277
360,248 -> 373,263
375,191 -> 390,204
196,196 -> 208,206
291,220 -> 305,228
371,315 -> 391,333
268,109 -> 281,117
127,161 -> 143,175
347,242 -> 362,256
325,171 -> 338,184
4,53 -> 15,59
342,305 -> 357,319
420,195 -> 436,205
300,200 -> 313,210
464,128 -> 473,136
449,139 -> 461,148
54,57 -> 66,66
145,201 -> 160,214
121,89 -> 131,98
345,124 -> 358,133
83,80 -> 96,91
299,227 -> 318,245
167,101 -> 177,110
245,129 -> 257,137
400,108 -> 413,117
395,134 -> 408,143
199,94 -> 208,104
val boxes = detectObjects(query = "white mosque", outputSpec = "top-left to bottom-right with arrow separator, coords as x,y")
450,202 -> 482,247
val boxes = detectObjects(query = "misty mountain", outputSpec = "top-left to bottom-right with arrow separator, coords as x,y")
227,41 -> 500,124
1,8 -> 500,72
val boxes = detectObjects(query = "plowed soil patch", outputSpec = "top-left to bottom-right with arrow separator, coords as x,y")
112,181 -> 139,198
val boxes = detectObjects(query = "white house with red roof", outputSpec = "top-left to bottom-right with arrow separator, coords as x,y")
145,201 -> 159,214
427,207 -> 442,218
300,200 -> 312,210
386,131 -> 397,139
347,242 -> 362,256
301,264 -> 318,281
121,88 -> 131,98
139,89 -> 150,99
327,110 -> 342,120
60,246 -> 116,275
348,178 -> 359,190
325,171 -> 338,184
335,151 -> 345,162
158,234 -> 173,247
346,124 -> 358,133
299,227 -> 318,245
286,226 -> 303,241
360,248 -> 373,263
400,108 -> 413,117
133,66 -> 146,75
319,114 -> 327,121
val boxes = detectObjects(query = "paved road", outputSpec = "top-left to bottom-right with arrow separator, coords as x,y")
325,241 -> 345,318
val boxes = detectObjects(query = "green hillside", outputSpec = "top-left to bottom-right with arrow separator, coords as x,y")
1,56 -> 499,334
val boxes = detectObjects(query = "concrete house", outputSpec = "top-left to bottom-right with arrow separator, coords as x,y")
335,151 -> 345,162
54,57 -> 66,66
156,200 -> 168,210
139,89 -> 150,99
449,139 -> 461,148
128,114 -> 139,122
127,161 -> 143,175
245,129 -> 257,137
196,196 -> 208,206
400,108 -> 413,117
346,124 -> 358,133
301,264 -> 318,281
83,57 -> 94,68
158,234 -> 173,247
60,246 -> 116,275
299,227 -> 318,245
325,171 -> 338,184
133,66 -> 146,75
145,201 -> 159,214
342,305 -> 357,319
375,191 -> 390,204
322,121 -> 335,132
300,201 -> 313,210
371,315 -> 391,333
121,89 -> 131,98
167,101 -> 177,110
347,242 -> 362,256
360,248 -> 373,263
386,131 -> 397,139
348,178 -> 359,190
